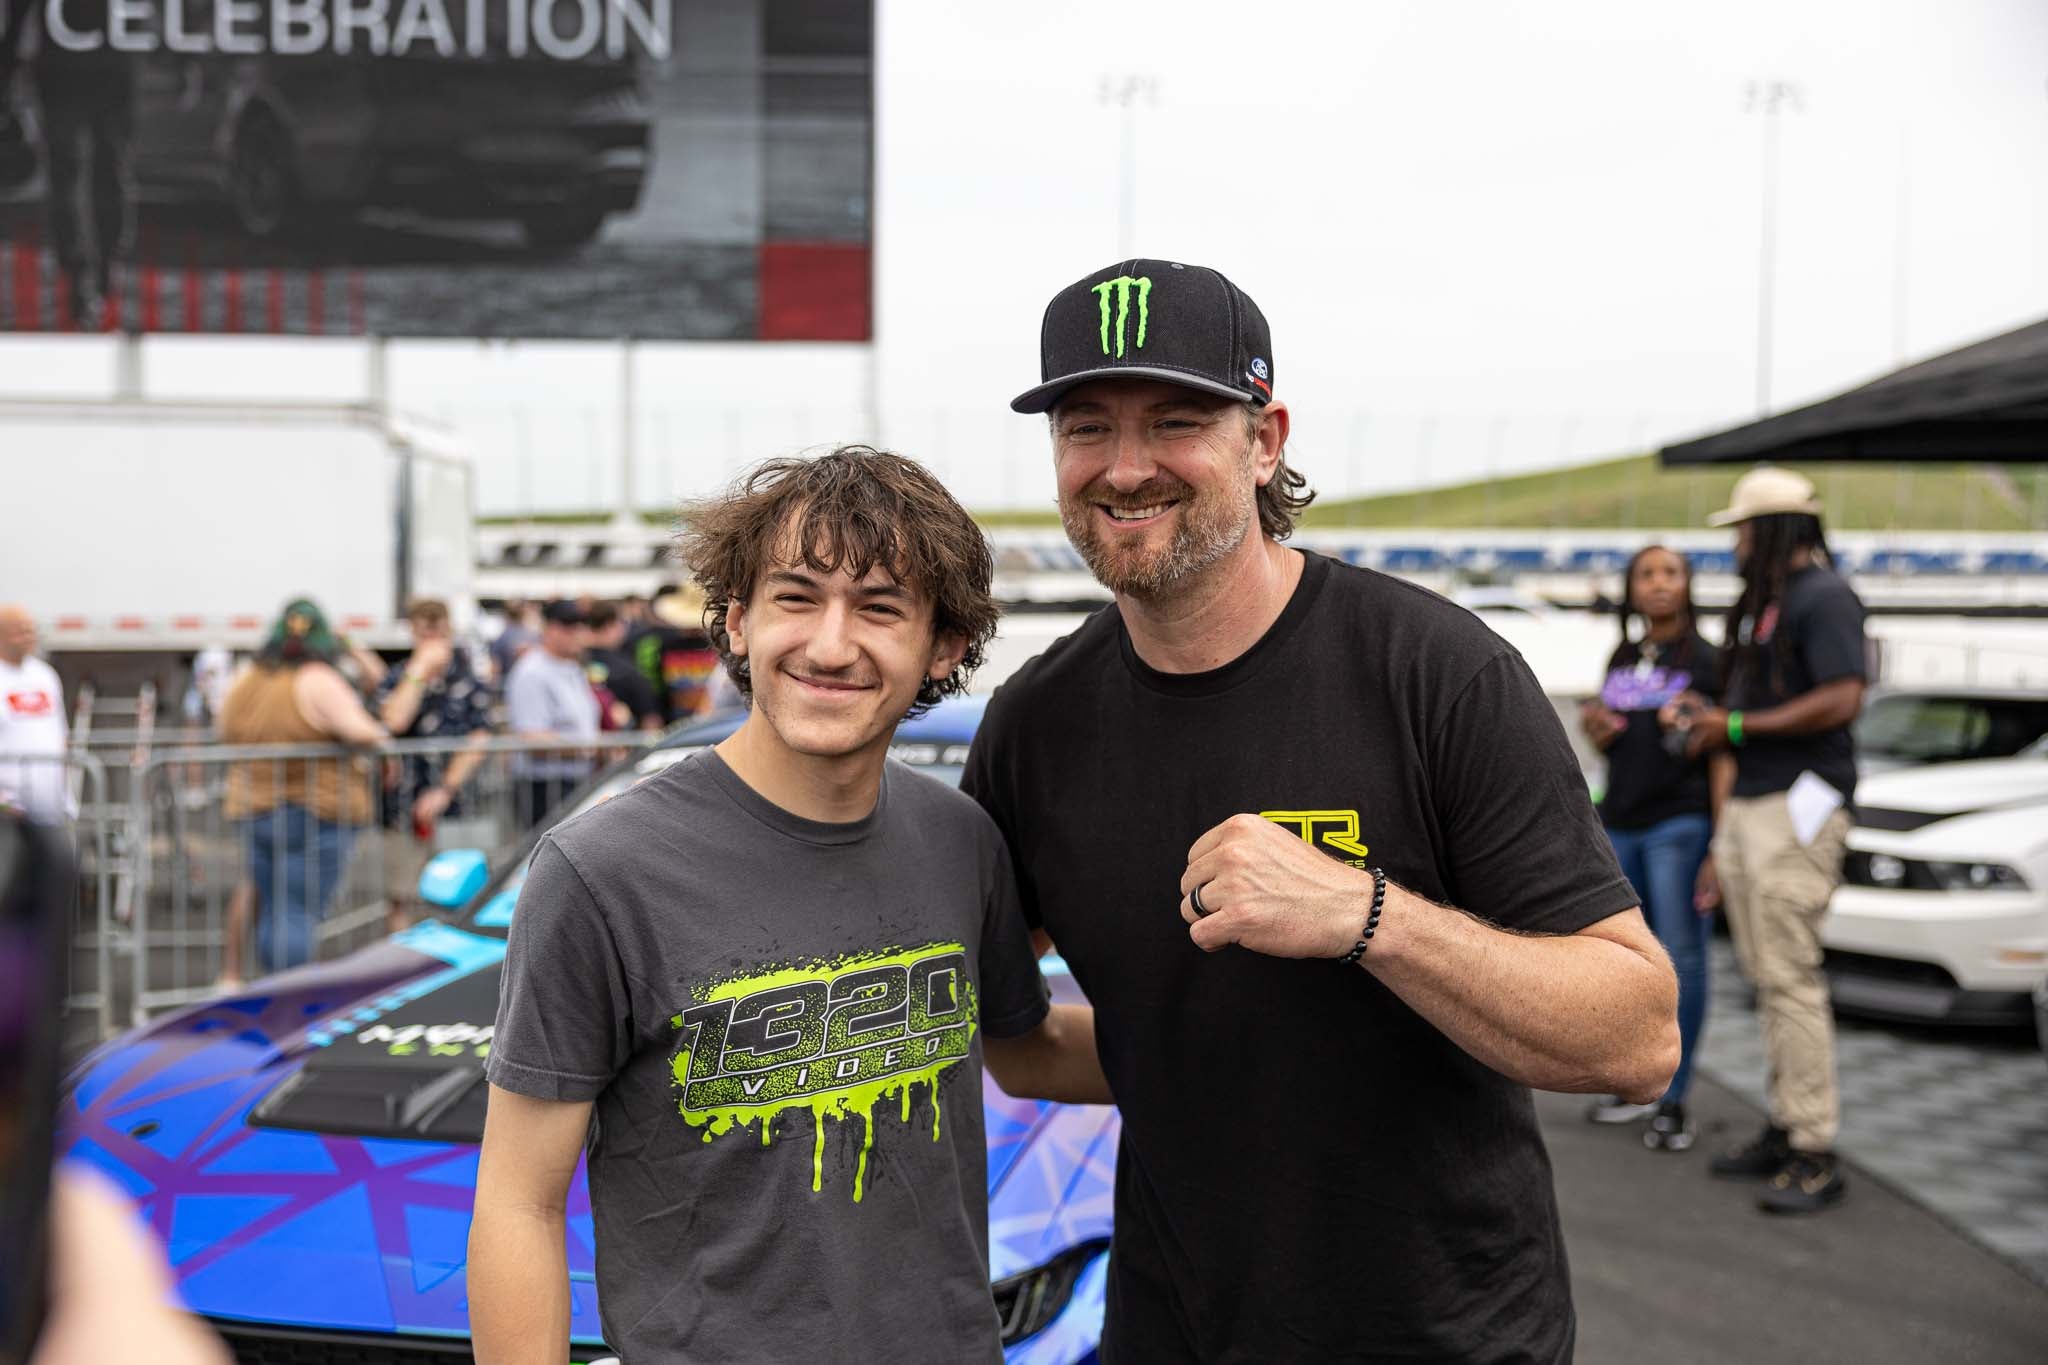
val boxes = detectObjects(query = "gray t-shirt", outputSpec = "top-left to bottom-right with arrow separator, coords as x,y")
487,749 -> 1050,1364
504,650 -> 601,779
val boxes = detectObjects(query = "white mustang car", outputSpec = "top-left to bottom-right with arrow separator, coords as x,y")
1824,739 -> 2048,1026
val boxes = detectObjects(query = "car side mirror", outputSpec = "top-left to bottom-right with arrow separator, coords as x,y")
418,849 -> 489,910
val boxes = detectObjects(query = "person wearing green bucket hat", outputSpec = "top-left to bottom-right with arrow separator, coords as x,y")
218,598 -> 388,975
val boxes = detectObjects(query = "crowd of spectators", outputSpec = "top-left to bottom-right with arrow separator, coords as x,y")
1,588 -> 727,980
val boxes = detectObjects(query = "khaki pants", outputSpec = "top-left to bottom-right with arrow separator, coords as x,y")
1713,791 -> 1853,1152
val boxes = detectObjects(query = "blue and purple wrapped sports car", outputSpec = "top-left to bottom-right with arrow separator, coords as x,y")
59,699 -> 1117,1363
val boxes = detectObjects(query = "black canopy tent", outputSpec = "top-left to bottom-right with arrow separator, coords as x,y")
1659,316 -> 2048,465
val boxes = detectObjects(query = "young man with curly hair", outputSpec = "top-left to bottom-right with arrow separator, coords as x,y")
470,448 -> 1108,1365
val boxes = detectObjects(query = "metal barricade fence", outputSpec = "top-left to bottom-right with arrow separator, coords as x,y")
2,752 -> 116,1051
119,734 -> 663,1031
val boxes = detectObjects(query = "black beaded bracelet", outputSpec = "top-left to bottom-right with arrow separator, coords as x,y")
1338,867 -> 1387,965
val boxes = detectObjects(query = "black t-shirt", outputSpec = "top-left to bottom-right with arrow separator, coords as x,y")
1725,564 -> 1867,802
962,552 -> 1639,1365
585,646 -> 661,727
1595,629 -> 1723,831
625,622 -> 723,722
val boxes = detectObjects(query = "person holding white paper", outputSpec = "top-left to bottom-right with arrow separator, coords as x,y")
1662,466 -> 1866,1215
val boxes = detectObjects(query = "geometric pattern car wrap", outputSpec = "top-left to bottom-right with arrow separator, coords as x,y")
60,702 -> 1119,1363
62,928 -> 1116,1361
57,927 -> 596,1344
985,966 -> 1119,1365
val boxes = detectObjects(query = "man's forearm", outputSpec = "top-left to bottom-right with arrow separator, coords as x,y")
1707,752 -> 1736,826
442,742 -> 489,793
1364,889 -> 1679,1102
984,1004 -> 1113,1105
1740,677 -> 1864,737
1178,816 -> 1677,1100
380,680 -> 425,734
467,1203 -> 572,1365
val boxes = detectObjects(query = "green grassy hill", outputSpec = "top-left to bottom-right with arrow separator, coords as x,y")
1297,455 -> 2048,531
480,456 -> 2048,532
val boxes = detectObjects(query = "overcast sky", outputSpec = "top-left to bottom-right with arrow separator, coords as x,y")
4,0 -> 2045,512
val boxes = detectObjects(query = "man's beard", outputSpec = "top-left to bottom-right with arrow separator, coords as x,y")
1059,459 -> 1260,599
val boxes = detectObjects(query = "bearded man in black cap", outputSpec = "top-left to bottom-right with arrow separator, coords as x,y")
961,260 -> 1681,1363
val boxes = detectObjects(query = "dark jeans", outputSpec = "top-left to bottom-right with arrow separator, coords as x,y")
243,806 -> 356,973
1605,812 -> 1713,1104
41,74 -> 135,297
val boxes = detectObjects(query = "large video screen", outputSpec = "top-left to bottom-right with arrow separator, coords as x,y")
0,0 -> 870,339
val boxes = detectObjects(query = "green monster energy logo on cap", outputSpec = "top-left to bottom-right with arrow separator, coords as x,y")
1092,275 -> 1152,357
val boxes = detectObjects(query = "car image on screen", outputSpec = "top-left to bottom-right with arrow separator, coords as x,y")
124,38 -> 651,249
57,698 -> 1116,1364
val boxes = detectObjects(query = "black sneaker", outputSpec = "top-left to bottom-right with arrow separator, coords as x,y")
1757,1152 -> 1847,1214
1709,1123 -> 1790,1179
1643,1101 -> 1695,1152
1585,1096 -> 1659,1125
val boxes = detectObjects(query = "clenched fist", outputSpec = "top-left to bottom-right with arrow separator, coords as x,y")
1178,813 -> 1382,959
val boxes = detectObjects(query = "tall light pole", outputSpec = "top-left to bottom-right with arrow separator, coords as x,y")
1099,75 -> 1158,257
1891,125 -> 1912,367
1744,79 -> 1803,416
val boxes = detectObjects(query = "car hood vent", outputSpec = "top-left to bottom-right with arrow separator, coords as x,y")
1855,806 -> 1953,832
251,1062 -> 489,1143
1856,793 -> 2048,831
992,1237 -> 1111,1346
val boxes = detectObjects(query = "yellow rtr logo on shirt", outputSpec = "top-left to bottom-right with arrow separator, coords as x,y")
1259,809 -> 1371,867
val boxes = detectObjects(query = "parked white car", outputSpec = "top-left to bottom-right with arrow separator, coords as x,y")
1824,741 -> 2048,1025
1854,686 -> 2048,777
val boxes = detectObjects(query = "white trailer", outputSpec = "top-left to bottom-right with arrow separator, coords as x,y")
0,398 -> 475,653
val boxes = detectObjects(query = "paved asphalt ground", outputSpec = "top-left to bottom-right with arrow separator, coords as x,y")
1540,1078 -> 2048,1364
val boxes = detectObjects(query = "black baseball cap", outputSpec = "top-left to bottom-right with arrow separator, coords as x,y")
542,600 -> 585,626
1010,259 -> 1274,414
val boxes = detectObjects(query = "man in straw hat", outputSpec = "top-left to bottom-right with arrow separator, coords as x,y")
1662,465 -> 1867,1214
632,581 -> 727,721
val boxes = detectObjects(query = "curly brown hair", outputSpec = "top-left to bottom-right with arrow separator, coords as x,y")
677,447 -> 998,714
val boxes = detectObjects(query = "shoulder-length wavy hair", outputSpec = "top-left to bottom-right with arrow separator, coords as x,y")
1241,402 -> 1316,540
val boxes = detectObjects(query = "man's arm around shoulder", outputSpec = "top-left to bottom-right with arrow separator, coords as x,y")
469,1085 -> 592,1365
983,1004 -> 1113,1106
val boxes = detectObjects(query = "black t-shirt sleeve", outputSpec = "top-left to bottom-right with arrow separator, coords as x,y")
614,665 -> 662,722
1690,633 -> 1724,703
1791,579 -> 1867,687
976,836 -> 1051,1039
1427,651 -> 1641,935
485,836 -> 633,1102
962,705 -> 1045,931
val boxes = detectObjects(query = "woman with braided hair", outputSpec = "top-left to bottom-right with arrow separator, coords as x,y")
1581,545 -> 1730,1151
1660,467 -> 1868,1215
